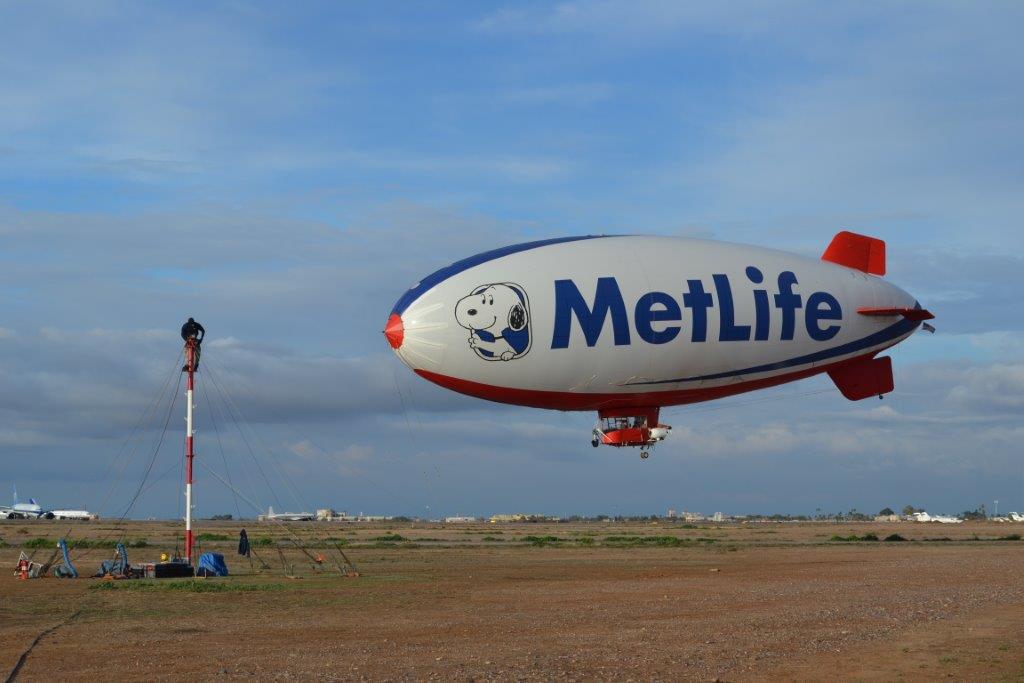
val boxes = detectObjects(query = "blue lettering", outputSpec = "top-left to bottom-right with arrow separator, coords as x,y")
634,292 -> 682,344
548,268 -> 842,349
773,271 -> 802,341
552,278 -> 631,348
683,279 -> 713,342
746,266 -> 770,341
713,274 -> 751,342
805,291 -> 842,341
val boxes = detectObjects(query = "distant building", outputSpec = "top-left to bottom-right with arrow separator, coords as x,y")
874,514 -> 901,522
712,512 -> 726,522
489,514 -> 527,523
444,516 -> 478,523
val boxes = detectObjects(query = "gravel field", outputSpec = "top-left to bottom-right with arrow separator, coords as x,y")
2,520 -> 1023,681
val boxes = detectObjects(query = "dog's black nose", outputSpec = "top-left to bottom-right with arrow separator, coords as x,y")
467,309 -> 477,315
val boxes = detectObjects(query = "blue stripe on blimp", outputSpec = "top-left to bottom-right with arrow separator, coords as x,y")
390,235 -> 608,316
629,315 -> 920,386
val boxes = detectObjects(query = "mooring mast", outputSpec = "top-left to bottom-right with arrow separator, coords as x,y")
184,336 -> 197,564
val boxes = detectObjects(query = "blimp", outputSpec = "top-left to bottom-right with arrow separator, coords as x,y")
385,232 -> 933,458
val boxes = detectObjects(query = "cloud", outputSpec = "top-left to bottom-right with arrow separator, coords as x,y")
1,3 -> 1021,518
0,200 -> 538,351
472,2 -> 1024,252
333,150 -> 574,183
472,1 -> 802,38
287,440 -> 374,478
0,2 -> 347,181
678,6 -> 1024,248
0,199 -> 557,472
887,249 -> 1024,334
946,363 -> 1024,414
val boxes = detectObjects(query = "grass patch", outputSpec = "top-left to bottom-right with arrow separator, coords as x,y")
372,534 -> 407,542
91,580 -> 284,593
996,534 -> 1021,541
251,537 -> 275,548
521,535 -> 566,547
195,533 -> 231,542
830,533 -> 880,542
481,536 -> 505,542
883,534 -> 908,542
603,535 -> 687,547
319,537 -> 349,547
22,537 -> 54,548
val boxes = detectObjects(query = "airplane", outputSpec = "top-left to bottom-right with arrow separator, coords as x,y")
912,511 -> 963,524
259,506 -> 314,521
1,485 -> 54,519
384,231 -> 934,458
0,485 -> 95,520
993,512 -> 1024,523
49,509 -> 99,521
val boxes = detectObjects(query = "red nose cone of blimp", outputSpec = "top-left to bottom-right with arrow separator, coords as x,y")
384,313 -> 404,349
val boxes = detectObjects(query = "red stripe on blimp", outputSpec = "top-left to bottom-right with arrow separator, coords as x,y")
415,353 -> 877,411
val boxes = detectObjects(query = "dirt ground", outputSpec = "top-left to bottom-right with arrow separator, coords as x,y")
2,519 -> 1023,681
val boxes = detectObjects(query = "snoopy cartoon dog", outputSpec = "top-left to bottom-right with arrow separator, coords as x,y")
455,283 -> 531,361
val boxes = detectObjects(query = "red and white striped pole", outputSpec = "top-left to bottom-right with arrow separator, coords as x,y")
184,337 -> 196,565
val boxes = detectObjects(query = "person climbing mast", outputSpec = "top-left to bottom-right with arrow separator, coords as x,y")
180,317 -> 205,566
180,317 -> 205,371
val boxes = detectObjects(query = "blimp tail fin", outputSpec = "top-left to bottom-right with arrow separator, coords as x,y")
857,306 -> 935,321
828,355 -> 894,400
822,231 -> 886,276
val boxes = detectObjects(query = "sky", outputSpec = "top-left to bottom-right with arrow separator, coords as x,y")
1,1 -> 1022,520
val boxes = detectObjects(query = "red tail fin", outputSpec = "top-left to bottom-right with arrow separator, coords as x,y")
822,231 -> 886,275
828,355 -> 894,400
857,307 -> 934,321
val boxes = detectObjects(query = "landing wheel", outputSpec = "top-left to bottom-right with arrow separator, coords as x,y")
640,450 -> 649,459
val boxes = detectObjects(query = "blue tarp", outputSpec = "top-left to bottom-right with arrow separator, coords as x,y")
196,552 -> 229,577
56,538 -> 78,578
94,542 -> 128,578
